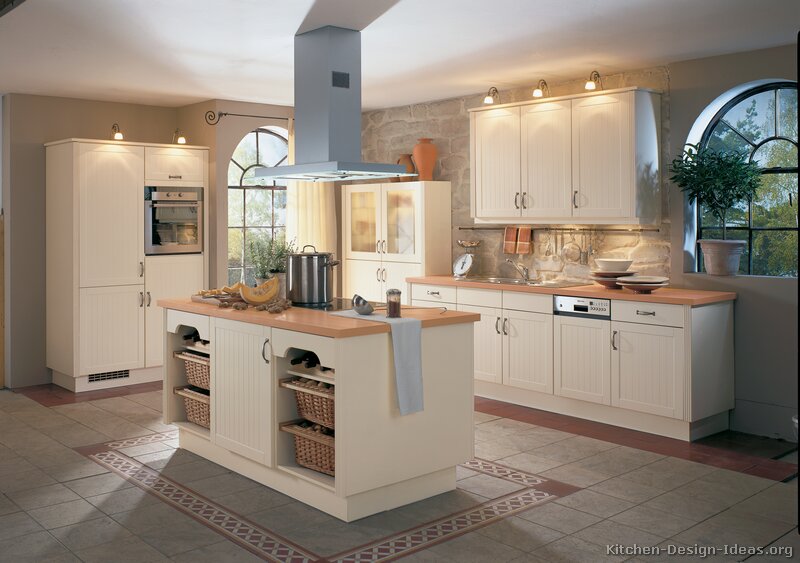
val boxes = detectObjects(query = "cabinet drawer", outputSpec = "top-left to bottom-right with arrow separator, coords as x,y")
411,284 -> 457,304
502,291 -> 552,314
457,287 -> 502,308
145,147 -> 205,184
612,301 -> 684,328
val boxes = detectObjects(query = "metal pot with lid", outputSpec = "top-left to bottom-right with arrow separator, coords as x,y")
286,245 -> 340,304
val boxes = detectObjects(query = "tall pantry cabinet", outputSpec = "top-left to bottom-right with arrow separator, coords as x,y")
45,139 -> 208,392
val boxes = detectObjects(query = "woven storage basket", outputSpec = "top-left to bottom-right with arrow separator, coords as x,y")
280,422 -> 335,476
174,386 -> 210,429
174,351 -> 210,390
279,378 -> 335,428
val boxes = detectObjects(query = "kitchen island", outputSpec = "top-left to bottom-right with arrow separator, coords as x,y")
159,299 -> 479,522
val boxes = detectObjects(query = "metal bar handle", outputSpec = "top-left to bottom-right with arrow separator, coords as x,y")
521,192 -> 527,209
611,330 -> 618,350
427,291 -> 440,296
382,268 -> 387,282
495,317 -> 501,334
382,240 -> 387,254
151,202 -> 199,208
168,174 -> 183,179
261,338 -> 271,364
376,268 -> 381,282
139,261 -> 144,277
503,318 -> 509,335
636,310 -> 656,316
376,241 -> 380,253
146,292 -> 151,307
138,292 -> 144,307
572,190 -> 579,209
514,193 -> 520,209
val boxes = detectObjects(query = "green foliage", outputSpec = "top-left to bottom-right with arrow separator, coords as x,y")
670,144 -> 762,239
249,232 -> 296,278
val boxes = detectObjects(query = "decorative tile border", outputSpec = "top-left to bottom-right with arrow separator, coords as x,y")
103,430 -> 179,450
462,457 -> 546,487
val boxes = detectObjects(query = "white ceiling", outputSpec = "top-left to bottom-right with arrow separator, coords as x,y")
0,0 -> 796,110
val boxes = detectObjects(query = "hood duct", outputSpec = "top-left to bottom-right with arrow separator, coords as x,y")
256,26 -> 415,183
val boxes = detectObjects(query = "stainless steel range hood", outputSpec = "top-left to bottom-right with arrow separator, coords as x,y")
256,26 -> 415,183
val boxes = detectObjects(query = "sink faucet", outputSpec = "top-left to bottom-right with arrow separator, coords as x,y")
506,259 -> 531,281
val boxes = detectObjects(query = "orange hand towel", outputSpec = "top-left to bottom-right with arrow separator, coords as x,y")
503,227 -> 518,254
516,227 -> 532,255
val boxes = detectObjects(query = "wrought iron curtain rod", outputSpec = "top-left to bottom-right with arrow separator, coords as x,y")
205,111 -> 291,126
457,226 -> 660,233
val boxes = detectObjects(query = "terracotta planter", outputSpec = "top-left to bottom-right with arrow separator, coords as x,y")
412,138 -> 437,181
394,153 -> 416,182
698,239 -> 746,275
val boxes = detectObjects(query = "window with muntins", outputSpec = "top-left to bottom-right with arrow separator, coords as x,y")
698,82 -> 798,277
227,127 -> 289,285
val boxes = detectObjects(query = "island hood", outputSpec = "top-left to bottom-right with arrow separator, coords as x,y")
256,26 -> 415,183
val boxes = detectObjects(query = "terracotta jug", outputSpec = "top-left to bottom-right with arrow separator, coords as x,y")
412,138 -> 437,181
395,153 -> 416,182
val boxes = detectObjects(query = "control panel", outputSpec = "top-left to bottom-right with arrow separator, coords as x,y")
553,295 -> 611,319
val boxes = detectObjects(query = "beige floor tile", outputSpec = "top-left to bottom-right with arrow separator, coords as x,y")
64,471 -> 133,498
0,493 -> 20,517
642,490 -> 729,521
573,446 -> 664,475
248,500 -> 335,535
50,515 -> 132,551
554,489 -> 635,517
126,391 -> 163,412
497,452 -> 564,474
474,411 -> 501,424
183,472 -> 259,501
428,530 -> 525,562
539,463 -> 612,487
477,515 -> 563,552
674,508 -> 795,548
728,482 -> 798,525
27,497 -> 106,529
0,467 -> 57,493
0,530 -> 71,562
134,447 -> 202,470
86,485 -> 161,515
456,465 -> 479,480
610,505 -> 697,537
281,518 -> 374,556
475,440 -> 524,461
493,433 -> 553,452
457,473 -> 525,498
393,489 -> 488,525
7,483 -> 81,510
116,441 -> 174,458
0,511 -> 43,541
519,426 -> 576,445
74,535 -> 170,562
529,535 -> 627,562
529,436 -> 618,464
588,475 -> 664,503
37,422 -> 111,448
158,459 -> 230,483
137,516 -> 222,556
517,501 -> 602,534
171,540 -> 265,562
209,486 -> 294,515
41,458 -> 110,482
479,418 -> 540,434
574,518 -> 665,547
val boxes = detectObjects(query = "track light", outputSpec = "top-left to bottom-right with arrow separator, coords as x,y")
532,80 -> 550,98
483,86 -> 499,105
172,129 -> 187,145
585,70 -> 602,91
111,123 -> 123,141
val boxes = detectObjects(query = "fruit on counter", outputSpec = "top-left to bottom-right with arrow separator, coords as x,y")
222,282 -> 244,294
239,278 -> 279,305
198,282 -> 245,297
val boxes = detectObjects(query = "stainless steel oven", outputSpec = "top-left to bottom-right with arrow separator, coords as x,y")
145,187 -> 203,255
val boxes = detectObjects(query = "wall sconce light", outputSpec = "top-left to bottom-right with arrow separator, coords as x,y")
584,70 -> 602,91
532,80 -> 550,98
483,86 -> 500,105
111,123 -> 123,140
172,129 -> 187,144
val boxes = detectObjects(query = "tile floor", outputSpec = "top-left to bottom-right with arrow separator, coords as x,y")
0,386 -> 796,562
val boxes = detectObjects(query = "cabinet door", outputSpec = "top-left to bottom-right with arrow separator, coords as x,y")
79,285 -> 144,375
503,310 -> 553,393
473,107 -> 521,218
343,184 -> 382,261
572,93 -> 633,218
79,144 -> 144,287
212,319 -> 272,464
343,259 -> 383,303
521,101 -> 573,218
611,322 -> 685,419
381,184 -> 422,263
144,255 -> 204,368
554,316 -> 610,405
457,304 -> 503,384
381,262 -> 422,303
144,147 -> 205,184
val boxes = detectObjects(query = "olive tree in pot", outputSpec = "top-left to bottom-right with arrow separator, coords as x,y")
670,144 -> 761,275
249,233 -> 296,298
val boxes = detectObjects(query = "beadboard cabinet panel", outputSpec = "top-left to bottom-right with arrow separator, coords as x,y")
554,315 -> 611,405
503,310 -> 553,393
145,146 -> 206,184
457,304 -> 503,384
473,107 -> 521,218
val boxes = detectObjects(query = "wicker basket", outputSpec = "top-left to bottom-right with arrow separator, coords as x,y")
280,422 -> 335,476
174,386 -> 210,429
279,378 -> 335,429
174,351 -> 210,390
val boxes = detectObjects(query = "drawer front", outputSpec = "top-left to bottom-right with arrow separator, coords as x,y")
457,287 -> 502,308
502,291 -> 552,314
612,300 -> 684,328
411,284 -> 457,304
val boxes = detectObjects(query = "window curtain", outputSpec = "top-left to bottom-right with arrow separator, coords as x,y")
285,118 -> 338,253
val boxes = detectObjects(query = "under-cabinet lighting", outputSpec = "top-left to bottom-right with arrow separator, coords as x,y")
111,123 -> 123,140
585,70 -> 602,91
172,129 -> 187,144
483,86 -> 499,105
532,79 -> 550,98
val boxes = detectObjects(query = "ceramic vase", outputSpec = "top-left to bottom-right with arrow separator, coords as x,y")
394,153 -> 416,182
412,138 -> 437,181
698,240 -> 746,276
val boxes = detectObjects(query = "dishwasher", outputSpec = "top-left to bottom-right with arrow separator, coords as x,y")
553,295 -> 613,405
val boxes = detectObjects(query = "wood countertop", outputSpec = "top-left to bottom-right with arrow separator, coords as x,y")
158,298 -> 480,338
407,276 -> 737,306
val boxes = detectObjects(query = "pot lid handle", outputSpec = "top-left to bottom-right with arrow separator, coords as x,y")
302,244 -> 317,253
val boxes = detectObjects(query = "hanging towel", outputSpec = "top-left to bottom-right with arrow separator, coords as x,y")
331,310 -> 423,415
516,227 -> 532,254
503,226 -> 518,254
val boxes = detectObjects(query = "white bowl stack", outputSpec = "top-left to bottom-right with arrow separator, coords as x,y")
590,259 -> 635,289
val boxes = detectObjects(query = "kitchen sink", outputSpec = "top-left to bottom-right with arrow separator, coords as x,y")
460,277 -> 586,288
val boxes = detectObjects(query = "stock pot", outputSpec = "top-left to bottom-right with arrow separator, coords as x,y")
286,245 -> 340,304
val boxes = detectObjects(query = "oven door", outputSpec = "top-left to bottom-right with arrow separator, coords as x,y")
145,200 -> 203,255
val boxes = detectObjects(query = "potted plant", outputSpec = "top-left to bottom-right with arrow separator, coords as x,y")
670,144 -> 762,275
249,233 -> 296,298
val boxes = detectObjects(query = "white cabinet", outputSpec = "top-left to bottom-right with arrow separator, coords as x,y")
342,182 -> 450,302
553,315 -> 611,405
79,285 -> 145,375
144,146 -> 206,184
457,304 -> 503,384
611,321 -> 685,419
212,318 -> 272,465
144,255 -> 204,368
470,87 -> 660,224
504,309 -> 553,393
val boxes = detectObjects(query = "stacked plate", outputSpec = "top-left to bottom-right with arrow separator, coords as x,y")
590,258 -> 635,290
616,276 -> 669,294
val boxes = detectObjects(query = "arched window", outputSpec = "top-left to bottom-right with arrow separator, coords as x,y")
698,82 -> 797,276
227,126 -> 289,285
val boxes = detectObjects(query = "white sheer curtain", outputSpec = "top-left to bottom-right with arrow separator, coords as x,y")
284,118 -> 338,253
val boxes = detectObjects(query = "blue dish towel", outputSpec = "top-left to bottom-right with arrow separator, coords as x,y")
332,310 -> 423,415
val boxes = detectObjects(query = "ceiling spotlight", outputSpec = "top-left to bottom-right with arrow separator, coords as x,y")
532,79 -> 550,98
585,70 -> 602,91
172,129 -> 187,145
111,123 -> 123,141
483,86 -> 499,105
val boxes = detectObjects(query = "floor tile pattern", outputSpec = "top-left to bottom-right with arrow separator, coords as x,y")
460,458 -> 547,487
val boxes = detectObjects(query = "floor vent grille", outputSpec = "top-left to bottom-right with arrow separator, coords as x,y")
88,370 -> 130,383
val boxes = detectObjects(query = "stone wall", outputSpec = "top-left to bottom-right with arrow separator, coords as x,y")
361,67 -> 673,282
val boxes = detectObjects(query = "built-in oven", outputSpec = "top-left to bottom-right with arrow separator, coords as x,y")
145,187 -> 203,255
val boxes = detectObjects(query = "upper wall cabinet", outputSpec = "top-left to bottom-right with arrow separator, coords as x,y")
469,87 -> 661,225
145,146 -> 206,185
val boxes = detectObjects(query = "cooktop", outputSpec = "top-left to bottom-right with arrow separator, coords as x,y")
293,297 -> 385,312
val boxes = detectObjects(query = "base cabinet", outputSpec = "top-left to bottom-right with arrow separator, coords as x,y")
504,310 -> 553,394
457,304 -> 503,384
554,315 -> 611,405
211,319 -> 272,465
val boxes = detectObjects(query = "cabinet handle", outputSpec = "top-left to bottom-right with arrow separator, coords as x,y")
383,240 -> 388,253
145,291 -> 151,307
502,318 -> 509,335
138,291 -> 144,307
382,268 -> 387,282
521,192 -> 527,209
636,310 -> 656,316
261,338 -> 271,364
572,190 -> 579,209
611,330 -> 619,350
139,261 -> 144,277
168,174 -> 182,179
427,290 -> 440,296
376,268 -> 381,282
514,193 -> 520,209
494,317 -> 501,334
376,241 -> 380,253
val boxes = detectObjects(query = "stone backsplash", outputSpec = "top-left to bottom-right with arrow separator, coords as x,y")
362,66 -> 673,282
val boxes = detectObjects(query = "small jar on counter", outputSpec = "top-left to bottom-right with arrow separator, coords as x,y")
386,289 -> 402,318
